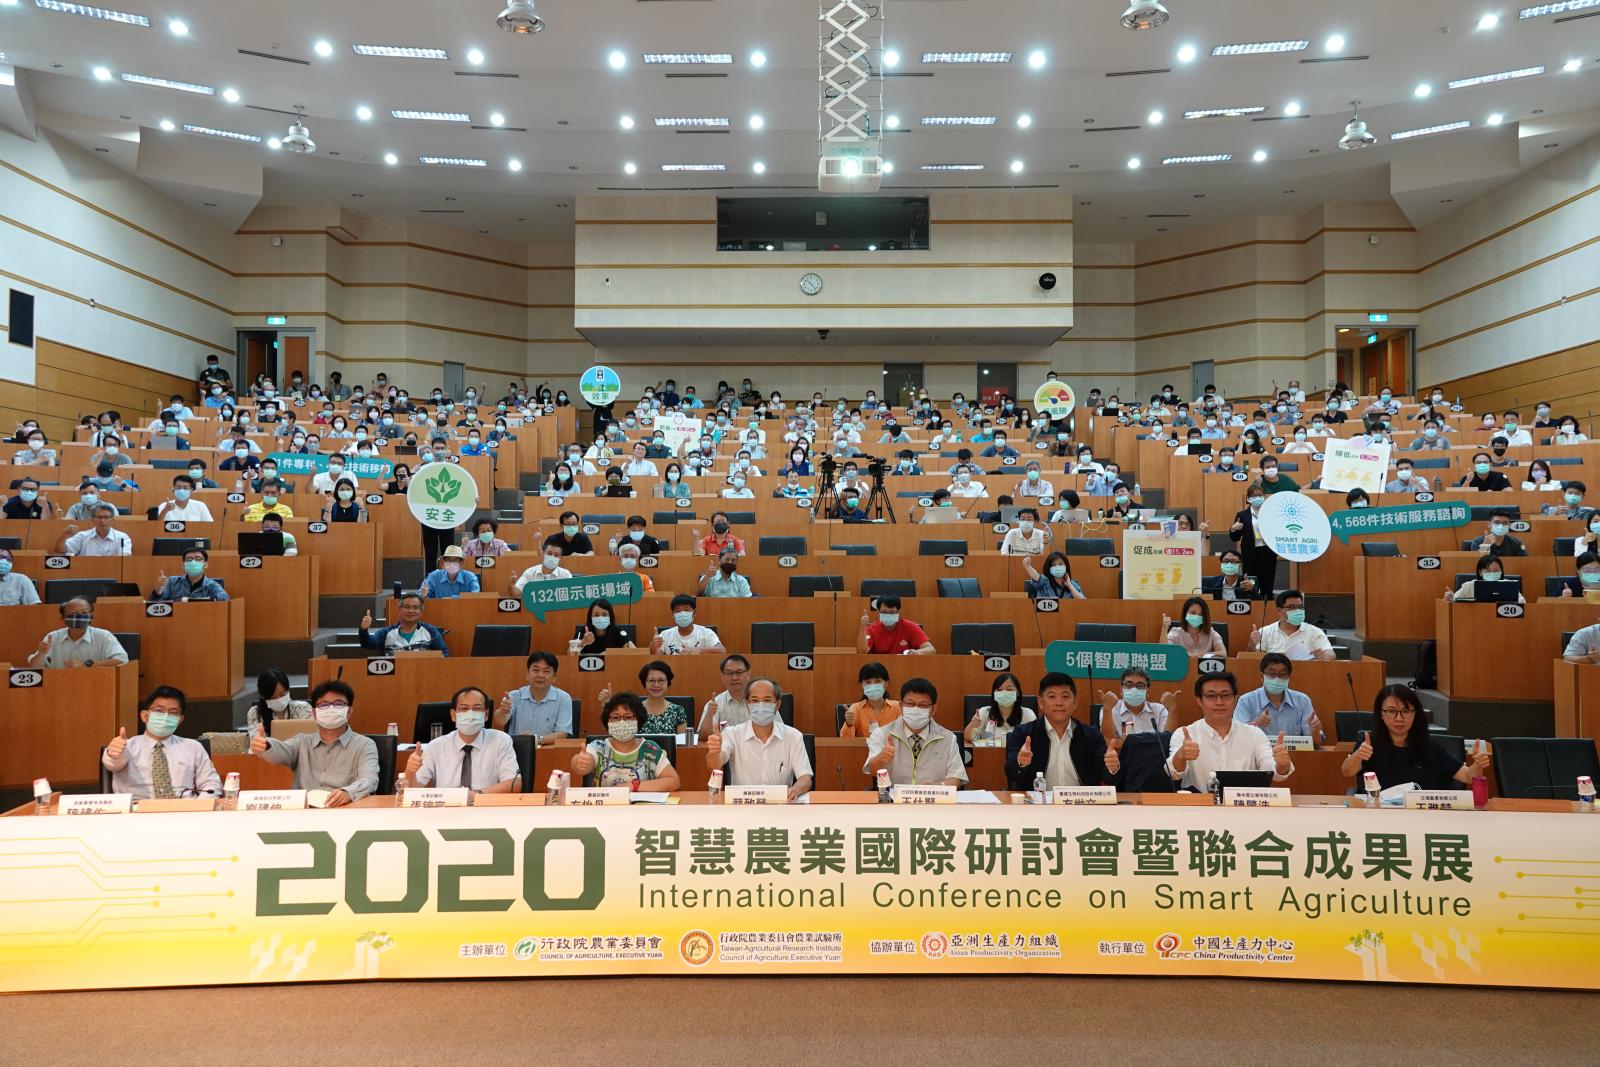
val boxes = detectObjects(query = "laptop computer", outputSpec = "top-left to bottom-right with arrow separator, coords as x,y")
1214,770 -> 1274,791
237,531 -> 286,556
1475,578 -> 1523,603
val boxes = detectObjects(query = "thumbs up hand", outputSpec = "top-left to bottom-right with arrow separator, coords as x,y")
871,735 -> 898,772
1470,740 -> 1491,776
1104,743 -> 1121,775
405,744 -> 424,775
1016,735 -> 1034,769
1159,691 -> 1179,710
1161,613 -> 1172,633
361,609 -> 374,629
1177,726 -> 1200,766
1355,730 -> 1374,761
597,685 -> 613,708
250,725 -> 268,755
572,745 -> 598,775
1101,690 -> 1120,713
107,727 -> 128,760
1272,731 -> 1292,774
706,731 -> 723,762
649,631 -> 665,654
1253,709 -> 1272,728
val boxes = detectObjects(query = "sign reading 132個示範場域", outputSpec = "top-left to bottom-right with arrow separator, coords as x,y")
406,462 -> 479,531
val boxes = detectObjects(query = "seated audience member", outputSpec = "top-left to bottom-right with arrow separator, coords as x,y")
1164,596 -> 1227,656
1249,589 -> 1334,661
1004,672 -> 1118,790
1341,684 -> 1489,789
405,685 -> 521,793
1559,482 -> 1593,523
0,547 -> 40,605
58,504 -> 133,557
614,542 -> 655,592
1575,513 -> 1600,557
1458,452 -> 1512,491
840,661 -> 899,737
864,678 -> 967,787
1521,459 -> 1560,492
697,654 -> 754,731
543,512 -> 595,557
964,671 -> 1037,742
1257,458 -> 1298,495
4,478 -> 58,519
260,512 -> 298,556
1473,509 -> 1527,557
156,474 -> 214,521
1100,667 -> 1175,740
89,434 -> 132,470
1021,551 -> 1086,600
1407,418 -> 1449,451
650,595 -> 726,656
242,481 -> 293,523
574,598 -> 636,652
1012,461 -> 1054,499
1235,653 -> 1325,743
151,548 -> 229,602
1446,554 -> 1525,604
857,595 -> 935,655
1562,593 -> 1600,663
636,661 -> 691,735
13,427 -> 57,466
1204,549 -> 1259,600
614,515 -> 665,557
1384,459 -> 1428,495
358,593 -> 449,654
420,545 -> 481,598
465,517 -> 510,557
834,486 -> 871,522
948,463 -> 988,499
700,546 -> 753,598
1046,489 -> 1084,524
322,482 -> 367,523
245,667 -> 313,732
28,598 -> 129,668
705,676 -> 812,800
694,513 -> 747,557
512,547 -> 573,590
1000,508 -> 1048,556
494,651 -> 573,742
572,691 -> 682,791
1166,671 -> 1294,789
102,686 -> 220,800
250,679 -> 379,805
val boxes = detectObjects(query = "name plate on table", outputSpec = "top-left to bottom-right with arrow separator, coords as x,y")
1282,735 -> 1316,752
1051,786 -> 1117,806
565,787 -> 629,807
892,784 -> 956,805
1404,790 -> 1472,811
59,794 -> 133,815
238,789 -> 307,811
726,784 -> 787,806
471,793 -> 543,807
135,797 -> 216,813
400,787 -> 470,808
1225,787 -> 1291,808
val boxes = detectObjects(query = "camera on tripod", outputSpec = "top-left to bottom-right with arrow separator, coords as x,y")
864,455 -> 888,483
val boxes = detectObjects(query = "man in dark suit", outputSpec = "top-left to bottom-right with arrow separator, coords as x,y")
1004,672 -> 1119,791
1227,482 -> 1279,601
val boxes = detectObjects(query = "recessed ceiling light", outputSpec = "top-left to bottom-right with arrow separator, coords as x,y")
1183,106 -> 1266,118
1414,83 -> 1433,98
748,114 -> 764,130
1163,153 -> 1232,164
1027,49 -> 1046,69
920,115 -> 996,126
1325,33 -> 1346,52
392,109 -> 470,122
1478,12 -> 1501,29
623,161 -> 637,174
1283,100 -> 1303,116
1176,43 -> 1197,63
183,123 -> 260,142
1449,65 -> 1543,89
867,244 -> 877,251
465,47 -> 485,67
885,113 -> 901,129
355,105 -> 372,121
1009,158 -> 1024,173
1521,1 -> 1600,16
752,160 -> 766,174
922,51 -> 1012,63
1252,148 -> 1268,162
267,137 -> 281,149
33,1 -> 148,26
1147,109 -> 1164,124
508,158 -> 522,172
1563,58 -> 1583,72
1390,120 -> 1472,140
489,111 -> 506,126
749,49 -> 767,68
121,73 -> 214,94
920,163 -> 985,171
92,65 -> 112,81
1211,40 -> 1309,55
607,49 -> 626,70
883,48 -> 900,68
166,17 -> 187,36
654,116 -> 729,127
643,53 -> 732,64
158,118 -> 174,131
1487,111 -> 1505,125
383,151 -> 398,164
313,39 -> 334,58
1016,113 -> 1033,128
881,160 -> 894,173
222,87 -> 239,103
353,45 -> 448,59
419,156 -> 487,166
660,163 -> 726,171
1127,156 -> 1142,169
619,114 -> 635,129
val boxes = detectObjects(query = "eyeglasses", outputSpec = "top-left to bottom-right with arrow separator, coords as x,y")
1380,707 -> 1416,718
454,704 -> 489,713
900,701 -> 934,711
721,666 -> 749,676
314,702 -> 350,712
1199,691 -> 1235,703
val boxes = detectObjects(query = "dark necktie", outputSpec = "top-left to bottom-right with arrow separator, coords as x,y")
151,741 -> 175,799
910,734 -> 924,760
460,744 -> 474,790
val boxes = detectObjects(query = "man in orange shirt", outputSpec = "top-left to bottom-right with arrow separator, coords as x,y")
694,511 -> 747,557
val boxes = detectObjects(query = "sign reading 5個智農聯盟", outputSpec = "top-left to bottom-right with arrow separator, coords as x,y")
406,462 -> 480,531
1044,640 -> 1190,681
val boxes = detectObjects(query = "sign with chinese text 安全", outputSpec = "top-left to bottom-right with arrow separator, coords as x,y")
406,462 -> 480,531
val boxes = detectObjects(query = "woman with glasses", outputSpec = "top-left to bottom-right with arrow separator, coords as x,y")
1341,683 -> 1490,790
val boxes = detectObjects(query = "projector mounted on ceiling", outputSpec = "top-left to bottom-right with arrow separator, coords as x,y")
1339,100 -> 1376,150
497,0 -> 544,34
281,106 -> 316,154
1121,0 -> 1170,30
818,155 -> 883,193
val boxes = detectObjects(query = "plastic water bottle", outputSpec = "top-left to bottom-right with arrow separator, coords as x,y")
394,769 -> 408,806
876,769 -> 893,804
1362,772 -> 1380,809
1032,772 -> 1048,804
223,772 -> 240,811
707,769 -> 724,802
386,722 -> 398,736
1579,776 -> 1596,812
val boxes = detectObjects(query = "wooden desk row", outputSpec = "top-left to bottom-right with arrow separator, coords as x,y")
1355,553 -> 1592,642
0,661 -> 140,790
1436,600 -> 1600,702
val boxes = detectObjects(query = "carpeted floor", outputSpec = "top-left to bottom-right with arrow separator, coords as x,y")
1,975 -> 1595,1066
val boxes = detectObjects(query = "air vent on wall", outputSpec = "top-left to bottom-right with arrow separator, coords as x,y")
455,70 -> 520,78
1083,125 -> 1141,132
470,125 -> 529,131
238,48 -> 310,66
1300,55 -> 1370,64
664,72 -> 729,79
1147,213 -> 1190,218
1106,67 -> 1170,78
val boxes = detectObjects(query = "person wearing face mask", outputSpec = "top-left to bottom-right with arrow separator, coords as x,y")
693,512 -> 746,557
151,548 -> 229,602
865,678 -> 966,787
58,503 -> 133,557
1022,551 -> 1088,600
623,441 -> 659,479
1474,509 -> 1527,557
250,679 -> 378,806
1000,507 -> 1049,556
14,430 -> 57,466
102,687 -> 221,800
1573,511 -> 1600,559
406,686 -> 521,794
311,457 -> 354,495
1204,549 -> 1259,601
384,464 -> 413,496
547,461 -> 581,495
643,431 -> 673,460
649,595 -> 726,656
1445,554 -> 1525,604
1163,596 -> 1226,657
5,477 -> 58,520
241,480 -> 294,523
1206,449 -> 1240,477
1008,462 -> 1055,501
543,512 -> 595,557
1384,461 -> 1427,497
704,677 -> 812,800
29,597 -> 130,668
322,481 -> 367,524
0,546 -> 38,605
1257,459 -> 1297,496
1099,667 -> 1176,741
1249,589 -> 1334,661
1005,672 -> 1119,792
1555,418 -> 1589,444
947,464 -> 989,499
573,692 -> 681,791
464,518 -> 509,558
359,593 -> 449,654
779,448 -> 813,478
1457,451 -> 1512,492
1103,481 -> 1143,520
700,547 -> 753,598
1235,654 -> 1324,743
1405,418 -> 1451,452
419,545 -> 481,599
245,667 -> 313,732
512,547 -> 573,591
1279,425 -> 1316,455
979,433 -> 1020,465
840,662 -> 900,737
1228,483 -> 1279,601
1497,409 -> 1532,448
574,598 -> 636,654
1556,481 -> 1594,523
965,672 -> 1038,743
720,471 -> 755,499
858,595 -> 936,656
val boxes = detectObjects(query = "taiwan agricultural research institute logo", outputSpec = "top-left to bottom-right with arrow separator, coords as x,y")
920,932 -> 950,960
679,930 -> 715,966
512,937 -> 539,961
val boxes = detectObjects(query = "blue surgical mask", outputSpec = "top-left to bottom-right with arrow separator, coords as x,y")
1122,687 -> 1147,708
879,612 -> 900,628
748,702 -> 778,726
1285,608 -> 1306,626
1263,676 -> 1289,695
144,711 -> 181,738
454,711 -> 486,736
673,610 -> 695,628
183,560 -> 205,578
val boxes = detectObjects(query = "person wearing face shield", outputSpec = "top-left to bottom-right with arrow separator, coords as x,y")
704,677 -> 813,801
405,685 -> 520,793
250,679 -> 379,806
102,686 -> 221,799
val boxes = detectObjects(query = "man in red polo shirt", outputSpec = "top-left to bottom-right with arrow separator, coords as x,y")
856,595 -> 936,656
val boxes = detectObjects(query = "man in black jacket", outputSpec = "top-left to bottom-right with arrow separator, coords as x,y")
1227,482 -> 1279,601
1005,672 -> 1119,791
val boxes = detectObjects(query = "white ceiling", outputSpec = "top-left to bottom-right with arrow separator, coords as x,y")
3,0 -> 1600,242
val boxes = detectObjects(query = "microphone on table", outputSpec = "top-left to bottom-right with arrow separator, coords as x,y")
837,765 -> 850,791
337,664 -> 345,680
1346,671 -> 1359,715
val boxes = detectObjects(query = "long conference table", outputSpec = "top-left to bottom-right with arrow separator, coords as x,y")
1,789 -> 1594,993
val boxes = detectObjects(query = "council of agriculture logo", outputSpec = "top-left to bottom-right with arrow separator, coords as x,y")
679,930 -> 715,966
920,932 -> 949,960
512,936 -> 538,961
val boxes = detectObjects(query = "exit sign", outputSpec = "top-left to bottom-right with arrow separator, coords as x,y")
1366,333 -> 1379,345
1367,313 -> 1389,323
265,315 -> 287,326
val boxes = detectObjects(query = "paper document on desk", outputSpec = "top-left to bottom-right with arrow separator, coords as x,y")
955,791 -> 1002,804
628,792 -> 671,804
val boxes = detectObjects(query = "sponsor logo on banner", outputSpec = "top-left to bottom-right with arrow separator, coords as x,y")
512,937 -> 538,961
679,930 -> 715,966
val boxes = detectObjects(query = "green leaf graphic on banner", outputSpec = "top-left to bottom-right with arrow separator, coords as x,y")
425,469 -> 462,505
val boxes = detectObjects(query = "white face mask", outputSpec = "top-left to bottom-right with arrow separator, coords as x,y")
454,711 -> 486,736
748,702 -> 778,726
266,694 -> 292,712
543,554 -> 562,570
314,703 -> 350,729
900,706 -> 931,731
607,719 -> 638,743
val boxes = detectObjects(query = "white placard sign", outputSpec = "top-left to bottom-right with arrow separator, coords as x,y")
237,789 -> 308,811
58,794 -> 133,815
565,787 -> 630,807
399,787 -> 470,808
1050,786 -> 1117,806
1281,735 -> 1316,752
892,784 -> 957,805
1224,787 -> 1292,808
1255,492 -> 1334,563
726,784 -> 788,806
1319,438 -> 1392,494
1403,790 -> 1473,811
653,414 -> 704,457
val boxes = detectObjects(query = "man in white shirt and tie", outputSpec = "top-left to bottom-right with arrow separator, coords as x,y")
704,677 -> 812,801
101,686 -> 221,799
1166,671 -> 1293,790
405,686 -> 521,793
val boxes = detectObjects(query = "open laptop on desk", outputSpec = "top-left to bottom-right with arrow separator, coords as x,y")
237,531 -> 285,556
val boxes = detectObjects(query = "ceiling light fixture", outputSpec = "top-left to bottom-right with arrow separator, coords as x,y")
1027,49 -> 1047,69
1477,12 -> 1501,28
1414,82 -> 1432,97
489,111 -> 506,126
32,1 -> 149,26
166,17 -> 186,36
1391,120 -> 1472,140
1183,105 -> 1265,118
885,113 -> 900,129
508,158 -> 522,171
660,163 -> 726,171
281,105 -> 316,153
623,161 -> 637,174
1211,40 -> 1308,55
158,118 -> 175,131
355,105 -> 372,121
92,65 -> 112,80
1325,33 -> 1346,52
496,0 -> 543,34
353,45 -> 448,59
749,49 -> 767,67
1520,0 -> 1600,15
1448,65 -> 1543,89
222,87 -> 239,102
120,72 -> 214,94
607,49 -> 625,69
643,52 -> 731,64
882,48 -> 900,68
920,115 -> 996,125
1147,109 -> 1164,124
881,160 -> 894,173
383,151 -> 398,164
1563,58 -> 1583,72
267,137 -> 281,149
1283,100 -> 1303,116
921,51 -> 1012,63
748,114 -> 764,129
753,160 -> 766,173
1487,111 -> 1505,125
420,156 -> 488,166
1176,43 -> 1197,63
1126,156 -> 1142,169
313,39 -> 334,58
467,47 -> 485,66
920,163 -> 985,171
1338,100 -> 1376,149
619,114 -> 635,129
1252,148 -> 1268,162
392,109 -> 471,121
183,123 -> 260,142
1120,0 -> 1170,30
1162,153 -> 1232,164
1017,113 -> 1033,128
654,116 -> 729,127
1009,158 -> 1025,173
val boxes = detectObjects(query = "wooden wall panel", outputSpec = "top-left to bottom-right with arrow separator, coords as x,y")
5,338 -> 194,440
1436,339 -> 1600,425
